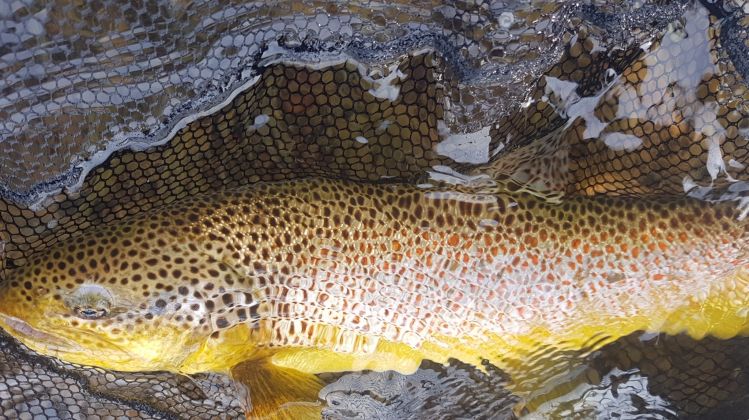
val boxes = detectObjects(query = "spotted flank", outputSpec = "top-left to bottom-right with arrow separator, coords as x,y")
0,178 -> 747,416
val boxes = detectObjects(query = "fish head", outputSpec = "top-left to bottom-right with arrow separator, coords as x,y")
0,223 -> 220,373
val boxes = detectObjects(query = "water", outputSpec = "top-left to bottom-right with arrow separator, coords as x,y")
1,0 -> 749,418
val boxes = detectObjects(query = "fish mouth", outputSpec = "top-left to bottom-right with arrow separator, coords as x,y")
0,312 -> 83,354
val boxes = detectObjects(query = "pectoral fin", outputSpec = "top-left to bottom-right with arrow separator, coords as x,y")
231,358 -> 324,419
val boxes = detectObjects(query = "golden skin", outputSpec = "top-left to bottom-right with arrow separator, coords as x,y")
0,178 -> 747,398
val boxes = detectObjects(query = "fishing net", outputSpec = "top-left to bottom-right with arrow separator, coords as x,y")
1,0 -> 748,418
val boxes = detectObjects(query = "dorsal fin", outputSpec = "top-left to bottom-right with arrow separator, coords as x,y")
466,129 -> 573,202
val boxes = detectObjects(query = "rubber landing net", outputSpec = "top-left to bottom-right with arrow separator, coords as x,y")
1,0 -> 748,418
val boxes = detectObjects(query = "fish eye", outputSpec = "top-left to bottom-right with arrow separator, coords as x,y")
73,306 -> 109,320
64,285 -> 114,320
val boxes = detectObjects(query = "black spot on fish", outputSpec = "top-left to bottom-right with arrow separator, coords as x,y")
216,317 -> 229,329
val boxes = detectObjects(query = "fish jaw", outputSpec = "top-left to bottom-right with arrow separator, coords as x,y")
0,312 -> 83,354
0,310 -> 206,373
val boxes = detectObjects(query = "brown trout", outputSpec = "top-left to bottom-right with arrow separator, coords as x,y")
0,178 -> 747,414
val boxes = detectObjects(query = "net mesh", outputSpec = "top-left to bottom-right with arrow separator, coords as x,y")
1,0 -> 749,418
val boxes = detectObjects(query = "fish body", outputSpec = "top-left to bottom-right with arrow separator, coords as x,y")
0,178 -> 747,401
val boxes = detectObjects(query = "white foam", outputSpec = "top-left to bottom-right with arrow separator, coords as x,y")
424,190 -> 497,205
354,136 -> 368,144
544,75 -> 616,140
705,135 -> 726,181
366,62 -> 406,102
544,76 -> 578,106
602,132 -> 643,152
435,122 -> 492,164
682,175 -> 698,194
728,159 -> 746,170
251,114 -> 270,129
427,165 -> 493,186
498,12 -> 514,29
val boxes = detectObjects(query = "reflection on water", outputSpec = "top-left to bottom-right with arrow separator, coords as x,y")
319,360 -> 516,419
321,332 -> 749,419
0,0 -> 749,419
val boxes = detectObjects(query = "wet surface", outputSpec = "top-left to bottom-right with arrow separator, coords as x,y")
1,0 -> 749,419
0,329 -> 246,419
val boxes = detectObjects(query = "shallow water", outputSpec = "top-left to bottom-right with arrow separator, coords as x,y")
1,0 -> 749,419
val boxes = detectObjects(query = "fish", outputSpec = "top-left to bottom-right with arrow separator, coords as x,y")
0,177 -> 747,416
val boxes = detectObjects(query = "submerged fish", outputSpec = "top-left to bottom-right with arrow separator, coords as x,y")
0,178 -> 747,415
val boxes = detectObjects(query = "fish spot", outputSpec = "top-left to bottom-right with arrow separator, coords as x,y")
215,317 -> 229,328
